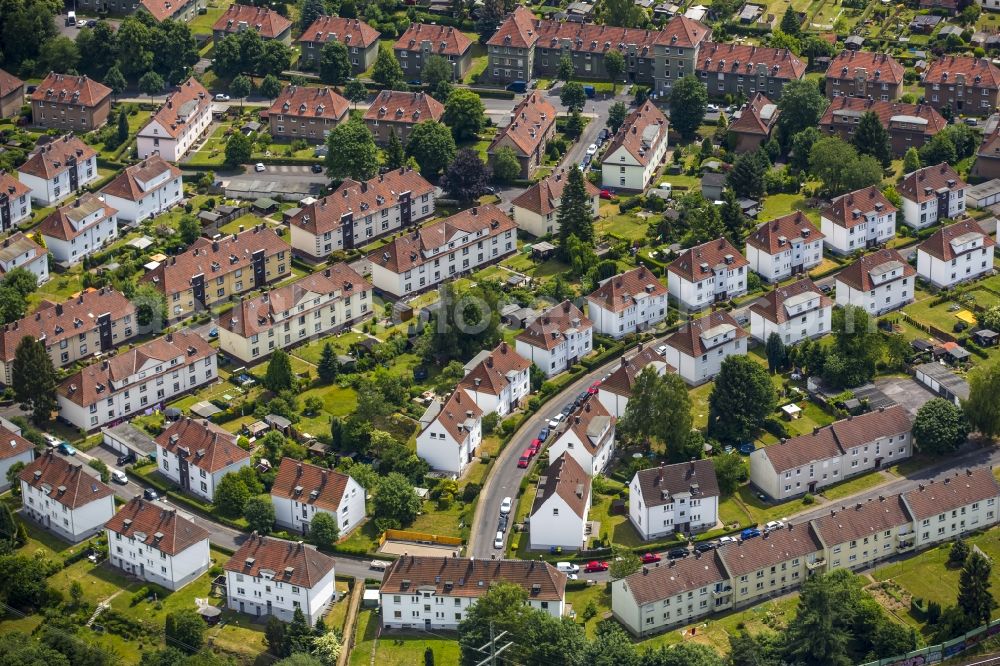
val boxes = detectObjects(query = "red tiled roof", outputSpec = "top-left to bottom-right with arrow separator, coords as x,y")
0,171 -> 30,201
269,85 -> 349,123
225,534 -> 336,588
381,555 -> 567,601
978,128 -> 1000,161
622,551 -> 727,606
486,5 -> 538,48
745,211 -> 823,254
819,97 -> 946,137
505,14 -> 709,54
601,100 -> 667,167
835,248 -> 915,292
100,154 -> 182,203
458,342 -> 531,397
38,192 -> 118,242
20,450 -> 112,509
106,497 -> 210,556
562,394 -> 614,456
394,23 -> 472,57
587,266 -> 666,314
918,218 -> 996,262
820,186 -> 898,229
902,468 -> 1000,521
515,300 -> 592,351
140,77 -> 211,140
511,168 -> 600,217
717,523 -> 823,576
599,345 -> 675,398
663,311 -> 747,358
18,134 -> 96,181
140,0 -> 196,21
924,55 -> 1000,90
749,278 -> 832,325
811,494 -> 911,547
297,16 -> 380,48
0,424 -> 33,461
213,4 -> 292,40
157,417 -> 248,474
0,68 -> 24,98
899,162 -> 967,204
271,457 -> 354,513
667,237 -> 748,282
31,73 -> 111,108
697,42 -> 806,81
531,452 -> 590,519
428,389 -> 482,443
729,93 -> 779,136
488,92 -> 556,158
825,50 -> 905,85
363,90 -> 444,125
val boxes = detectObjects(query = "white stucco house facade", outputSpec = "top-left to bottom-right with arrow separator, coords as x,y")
416,389 -> 483,476
17,135 -> 98,206
834,248 -> 916,315
529,453 -> 591,551
100,154 -> 183,224
628,460 -> 720,540
586,266 -> 668,339
516,300 -> 593,377
156,417 -> 250,503
600,101 -> 669,191
662,311 -> 748,386
749,278 -> 833,345
898,162 -> 967,230
916,218 -> 996,289
667,238 -> 749,311
19,450 -> 114,542
744,212 -> 824,281
457,342 -> 532,418
270,457 -> 366,537
136,78 -> 213,162
38,193 -> 118,265
545,394 -> 616,476
820,186 -> 898,255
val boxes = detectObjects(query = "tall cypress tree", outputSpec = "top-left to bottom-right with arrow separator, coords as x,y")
852,111 -> 893,168
317,343 -> 340,384
116,108 -> 129,147
385,128 -> 406,170
780,5 -> 801,36
958,550 -> 997,625
556,166 -> 594,247
11,336 -> 57,424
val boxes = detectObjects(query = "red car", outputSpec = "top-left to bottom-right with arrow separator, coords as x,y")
517,455 -> 530,468
584,561 -> 609,573
528,438 -> 542,455
640,552 -> 661,564
600,189 -> 613,200
588,380 -> 601,395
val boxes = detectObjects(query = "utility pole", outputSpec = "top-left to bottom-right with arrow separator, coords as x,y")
474,622 -> 514,666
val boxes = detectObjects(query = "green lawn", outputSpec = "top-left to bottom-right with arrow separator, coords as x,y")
819,470 -> 888,502
596,204 -> 653,242
289,331 -> 366,365
350,609 -> 461,666
184,124 -> 229,167
758,194 -> 820,224
566,582 -> 612,638
903,291 -> 967,334
736,486 -> 818,527
689,382 -> 713,429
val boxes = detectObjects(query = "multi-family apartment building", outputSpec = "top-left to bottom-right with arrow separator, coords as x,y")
268,85 -> 349,142
744,211 -> 823,282
717,524 -> 824,608
367,204 -> 516,299
922,56 -> 1000,116
899,163 -> 968,229
57,329 -> 218,431
600,100 -> 669,191
511,168 -> 600,238
820,186 -> 898,255
457,342 -> 532,417
17,134 -> 98,206
516,300 -> 593,377
695,42 -> 805,100
100,154 -> 184,224
662,311 -> 748,386
137,78 -> 213,162
0,68 -> 24,119
0,233 -> 47,285
219,263 -> 371,363
629,460 -> 719,540
835,248 -> 916,315
824,50 -> 904,100
667,237 -> 749,310
38,193 -> 118,265
142,226 -> 290,319
288,167 -> 435,260
105,497 -> 211,590
488,92 -> 557,180
19,450 -> 114,542
363,91 -> 444,146
0,287 -> 136,385
156,418 -> 250,503
380,556 -> 567,629
297,16 -> 380,73
903,468 -> 1000,548
30,73 -> 112,132
394,24 -> 473,81
819,97 -> 946,158
546,394 -> 616,476
597,345 -> 674,417
138,0 -> 205,22
811,495 -> 916,572
225,534 -> 337,625
728,93 -> 779,153
270,458 -> 366,537
416,389 -> 483,476
917,218 -> 996,289
750,406 -> 912,500
529,452 -> 591,551
212,4 -> 292,45
586,266 -> 668,339
0,422 -> 33,491
749,278 -> 832,346
0,172 -> 31,230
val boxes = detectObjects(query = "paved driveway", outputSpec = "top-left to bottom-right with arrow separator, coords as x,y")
875,376 -> 936,417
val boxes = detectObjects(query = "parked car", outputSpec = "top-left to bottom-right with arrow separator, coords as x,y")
764,520 -> 784,532
741,527 -> 761,540
500,496 -> 513,514
370,560 -> 390,571
214,93 -> 230,101
528,439 -> 542,455
44,434 -> 61,448
497,514 -> 509,533
600,189 -> 613,200
640,552 -> 661,564
586,143 -> 598,156
560,403 -> 574,417
310,163 -> 323,174
588,380 -> 601,394
656,344 -> 667,355
719,536 -> 738,544
117,452 -> 136,466
556,562 -> 580,574
57,442 -> 77,456
254,163 -> 266,172
494,531 -> 504,549
517,454 -> 530,468
738,443 -> 756,455
538,427 -> 550,441
694,542 -> 716,553
143,488 -> 159,501
667,547 -> 688,560
583,561 -> 609,573
110,470 -> 128,484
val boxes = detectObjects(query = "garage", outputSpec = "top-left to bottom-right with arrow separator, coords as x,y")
102,423 -> 157,460
967,179 -> 1000,208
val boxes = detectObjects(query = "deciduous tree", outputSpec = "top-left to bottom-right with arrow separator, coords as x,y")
372,472 -> 420,528
560,81 -> 587,111
165,609 -> 205,654
138,70 -> 165,102
964,364 -> 1000,439
325,119 -> 378,180
669,75 -> 707,140
422,54 -> 453,90
607,101 -> 628,134
319,41 -> 350,85
558,54 -> 574,81
777,79 -> 827,144
372,44 -> 404,89
406,120 -> 456,178
224,130 -> 252,167
604,49 -> 625,91
443,149 -> 491,202
912,398 -> 969,455
903,146 -> 921,173
443,88 -> 486,141
244,495 -> 275,534
708,355 -> 776,443
309,511 -> 340,547
852,111 -> 892,168
619,367 -> 693,460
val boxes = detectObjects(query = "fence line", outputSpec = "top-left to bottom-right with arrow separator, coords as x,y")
860,618 -> 1000,666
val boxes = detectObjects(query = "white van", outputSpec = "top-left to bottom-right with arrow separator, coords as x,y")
493,531 -> 504,549
556,562 -> 579,574
110,469 -> 128,484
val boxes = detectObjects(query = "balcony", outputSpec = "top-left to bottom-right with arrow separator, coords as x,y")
806,558 -> 826,571
712,585 -> 733,598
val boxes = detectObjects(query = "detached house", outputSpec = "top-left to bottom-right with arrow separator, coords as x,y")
297,16 -> 380,74
529,452 -> 591,551
487,92 -> 557,180
750,406 -> 912,501
824,51 -> 905,100
30,73 -> 111,132
100,154 -> 184,224
271,458 -> 366,537
0,172 -> 32,230
457,342 -> 532,417
212,4 -> 292,45
416,389 -> 483,476
156,417 -> 250,503
20,450 -> 114,542
834,247 -> 915,315
744,211 -> 823,282
662,311 -> 748,386
0,232 -> 48,285
898,163 -> 968,229
973,128 -> 1000,181
600,101 -> 669,191
598,345 -> 675,417
394,24 -> 473,80
38,193 -> 118,265
268,85 -> 350,142
629,460 -> 720,540
0,421 -> 34,491
917,218 -> 996,289
922,56 -> 1000,116
546,394 -> 616,476
749,278 -> 833,346
137,78 -> 213,162
363,91 -> 444,146
902,468 -> 1000,548
0,68 -> 24,119
225,534 -> 337,625
17,134 -> 98,206
667,237 -> 749,310
820,186 -> 898,255
586,266 -> 668,339
728,93 -> 779,153
511,169 -> 600,238
106,497 -> 211,590
516,300 -> 593,377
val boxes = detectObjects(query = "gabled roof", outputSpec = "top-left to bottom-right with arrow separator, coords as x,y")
716,523 -> 822,576
662,310 -> 747,358
511,168 -> 600,217
0,232 -> 45,275
633,460 -> 720,508
20,450 -> 112,509
697,42 -> 806,81
561,394 -> 614,456
38,193 -> 118,242
458,342 -> 531,397
139,78 -> 211,140
488,92 -> 556,158
0,424 -> 32,461
601,101 -> 667,167
394,23 -> 472,56
667,237 -> 749,282
587,266 -> 667,313
271,458 -> 355,513
297,16 -> 380,48
381,555 -> 567,601
978,127 -> 1000,162
100,154 -> 183,203
531,452 -> 590,519
486,5 -> 539,48
622,551 -> 727,606
923,55 -> 1000,91
599,345 -> 674,398
821,186 -> 898,229
745,211 -> 823,254
902,468 -> 1000,521
106,497 -> 209,555
268,85 -> 349,123
835,248 -> 915,292
18,135 -> 96,181
0,68 -> 24,98
213,4 -> 292,39
363,90 -> 444,125
31,72 -> 111,108
729,93 -> 779,136
515,300 -> 592,351
425,389 -> 482,444
0,171 -> 31,202
811,494 -> 911,547
225,534 -> 336,588
140,0 -> 195,21
899,163 -> 968,204
918,217 -> 996,262
749,278 -> 832,325
825,50 -> 905,85
819,97 -> 946,138
156,417 -> 248,474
